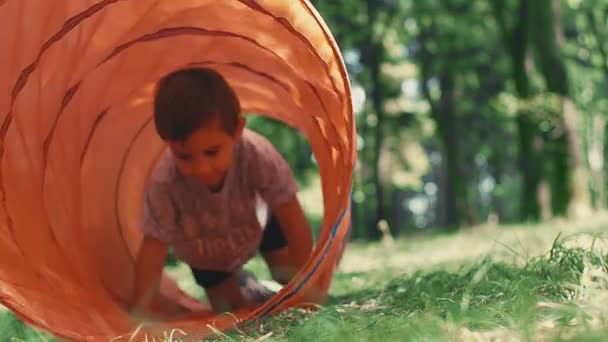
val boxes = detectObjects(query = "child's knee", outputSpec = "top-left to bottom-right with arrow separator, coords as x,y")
270,267 -> 293,285
262,247 -> 298,284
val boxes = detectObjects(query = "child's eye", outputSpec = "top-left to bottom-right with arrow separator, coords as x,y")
204,149 -> 219,157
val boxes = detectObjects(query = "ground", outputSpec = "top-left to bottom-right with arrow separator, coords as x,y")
2,213 -> 608,341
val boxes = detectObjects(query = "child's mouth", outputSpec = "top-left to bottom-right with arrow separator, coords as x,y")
198,175 -> 226,192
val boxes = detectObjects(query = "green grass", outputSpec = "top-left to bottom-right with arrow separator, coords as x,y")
2,214 -> 608,341
231,232 -> 608,342
0,312 -> 55,342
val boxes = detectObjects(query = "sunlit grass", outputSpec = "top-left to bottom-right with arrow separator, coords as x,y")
2,213 -> 608,341
224,228 -> 608,342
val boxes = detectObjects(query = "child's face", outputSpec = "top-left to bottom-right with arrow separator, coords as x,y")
167,116 -> 245,190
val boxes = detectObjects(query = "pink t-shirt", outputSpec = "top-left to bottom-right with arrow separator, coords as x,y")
141,129 -> 298,272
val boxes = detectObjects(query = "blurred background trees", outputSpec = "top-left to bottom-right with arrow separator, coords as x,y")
249,0 -> 608,240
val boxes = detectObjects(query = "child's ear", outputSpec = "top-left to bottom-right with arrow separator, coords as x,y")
234,116 -> 246,139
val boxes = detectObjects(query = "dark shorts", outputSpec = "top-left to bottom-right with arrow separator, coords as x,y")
190,215 -> 287,288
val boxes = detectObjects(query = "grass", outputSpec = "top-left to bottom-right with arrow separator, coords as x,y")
2,213 -> 608,341
233,233 -> 608,341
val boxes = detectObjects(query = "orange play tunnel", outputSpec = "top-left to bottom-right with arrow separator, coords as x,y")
0,1 -> 355,340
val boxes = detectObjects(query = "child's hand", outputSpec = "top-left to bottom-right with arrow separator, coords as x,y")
126,297 -> 160,322
128,305 -> 155,325
128,304 -> 173,323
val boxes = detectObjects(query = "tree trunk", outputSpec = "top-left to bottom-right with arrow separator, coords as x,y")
493,0 -> 547,222
436,71 -> 464,229
550,131 -> 570,217
531,0 -> 592,218
364,0 -> 384,240
538,178 -> 552,221
517,113 -> 541,221
488,157 -> 505,224
417,53 -> 464,228
561,99 -> 592,217
295,135 -> 307,172
588,114 -> 605,210
350,196 -> 359,240
368,58 -> 385,239
391,190 -> 407,234
585,7 -> 608,210
604,123 -> 608,209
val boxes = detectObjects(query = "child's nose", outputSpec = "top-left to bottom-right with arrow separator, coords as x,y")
193,159 -> 213,176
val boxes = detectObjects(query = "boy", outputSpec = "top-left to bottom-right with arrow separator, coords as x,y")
128,67 -> 314,316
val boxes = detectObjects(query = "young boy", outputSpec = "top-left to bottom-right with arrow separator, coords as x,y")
128,67 -> 314,316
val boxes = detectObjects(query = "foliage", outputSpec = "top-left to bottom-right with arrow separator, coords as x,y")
187,0 -> 608,237
264,0 -> 608,236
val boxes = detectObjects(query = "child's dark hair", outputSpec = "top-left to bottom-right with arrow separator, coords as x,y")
153,67 -> 241,141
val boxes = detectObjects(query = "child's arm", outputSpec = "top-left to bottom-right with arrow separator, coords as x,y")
274,195 -> 314,274
129,237 -> 169,315
247,131 -> 314,279
131,180 -> 177,315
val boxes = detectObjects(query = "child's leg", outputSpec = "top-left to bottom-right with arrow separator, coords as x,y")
190,267 -> 274,313
259,215 -> 297,285
190,269 -> 237,313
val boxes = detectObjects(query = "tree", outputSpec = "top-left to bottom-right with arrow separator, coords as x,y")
312,0 -> 410,239
411,1 -> 510,228
492,0 -> 592,221
562,0 -> 608,211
